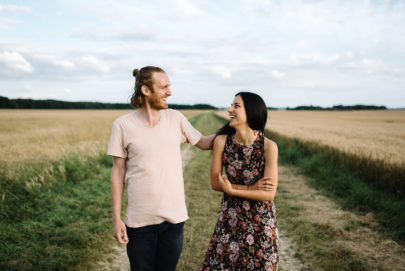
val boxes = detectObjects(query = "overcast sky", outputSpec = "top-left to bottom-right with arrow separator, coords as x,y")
0,0 -> 404,108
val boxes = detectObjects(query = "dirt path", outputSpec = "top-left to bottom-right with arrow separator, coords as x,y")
95,146 -> 304,271
278,164 -> 405,270
278,229 -> 304,271
96,243 -> 129,271
94,145 -> 196,271
93,138 -> 405,270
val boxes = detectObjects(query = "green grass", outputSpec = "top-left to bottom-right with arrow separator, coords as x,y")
1,154 -> 110,221
178,112 -> 225,270
214,114 -> 405,242
181,113 -> 375,270
268,130 -> 405,197
0,112 -> 217,270
183,112 -> 376,271
274,186 -> 379,271
0,153 -> 120,270
271,133 -> 405,243
177,146 -> 223,270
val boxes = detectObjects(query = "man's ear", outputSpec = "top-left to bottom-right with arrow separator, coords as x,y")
141,85 -> 150,96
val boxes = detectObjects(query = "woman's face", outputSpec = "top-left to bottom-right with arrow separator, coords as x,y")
228,95 -> 247,128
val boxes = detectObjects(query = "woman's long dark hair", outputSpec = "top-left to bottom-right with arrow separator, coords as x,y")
216,92 -> 268,136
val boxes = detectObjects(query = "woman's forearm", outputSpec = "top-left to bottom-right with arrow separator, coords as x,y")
230,188 -> 276,201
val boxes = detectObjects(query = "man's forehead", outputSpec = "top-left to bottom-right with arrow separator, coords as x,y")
152,72 -> 170,84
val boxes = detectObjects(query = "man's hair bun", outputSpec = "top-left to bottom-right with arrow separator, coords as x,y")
133,68 -> 139,77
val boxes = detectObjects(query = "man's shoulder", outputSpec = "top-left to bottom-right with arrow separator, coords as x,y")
113,111 -> 135,126
165,108 -> 182,116
163,108 -> 185,121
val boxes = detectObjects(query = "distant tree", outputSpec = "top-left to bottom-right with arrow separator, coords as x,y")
0,96 -> 217,110
332,104 -> 387,110
286,104 -> 387,111
0,96 -> 16,108
168,103 -> 217,110
288,105 -> 325,110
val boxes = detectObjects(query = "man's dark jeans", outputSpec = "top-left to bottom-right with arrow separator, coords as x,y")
126,221 -> 185,271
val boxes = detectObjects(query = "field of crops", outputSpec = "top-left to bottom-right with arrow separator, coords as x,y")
0,109 -> 204,170
5,109 -> 402,169
217,110 -> 405,166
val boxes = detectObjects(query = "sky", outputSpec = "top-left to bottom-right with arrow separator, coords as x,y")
0,0 -> 404,108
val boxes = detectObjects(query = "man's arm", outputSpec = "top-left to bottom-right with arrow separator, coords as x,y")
111,156 -> 128,244
195,134 -> 216,150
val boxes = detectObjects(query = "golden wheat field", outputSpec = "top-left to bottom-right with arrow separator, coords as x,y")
0,109 -> 203,170
217,110 -> 405,166
3,109 -> 404,170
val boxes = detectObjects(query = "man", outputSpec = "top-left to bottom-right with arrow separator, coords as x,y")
107,66 -> 214,271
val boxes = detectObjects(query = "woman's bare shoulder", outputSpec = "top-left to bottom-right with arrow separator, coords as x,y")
213,134 -> 228,148
264,137 -> 278,152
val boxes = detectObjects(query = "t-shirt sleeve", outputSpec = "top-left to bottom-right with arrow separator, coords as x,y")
107,120 -> 127,158
179,112 -> 202,145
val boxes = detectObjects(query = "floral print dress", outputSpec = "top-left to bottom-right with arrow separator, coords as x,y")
200,134 -> 279,271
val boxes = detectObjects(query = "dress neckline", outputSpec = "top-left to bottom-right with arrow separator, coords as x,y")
231,134 -> 260,147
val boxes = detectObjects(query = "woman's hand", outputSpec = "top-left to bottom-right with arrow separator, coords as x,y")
217,173 -> 234,196
251,177 -> 274,191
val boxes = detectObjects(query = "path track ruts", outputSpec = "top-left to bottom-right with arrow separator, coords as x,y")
96,113 -> 405,270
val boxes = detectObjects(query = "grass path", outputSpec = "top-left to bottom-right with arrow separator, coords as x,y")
276,165 -> 405,271
97,112 -> 405,270
100,112 -> 303,270
95,113 -> 222,270
178,113 -> 302,270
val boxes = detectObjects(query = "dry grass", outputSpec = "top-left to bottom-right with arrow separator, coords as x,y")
276,164 -> 405,270
0,110 -> 129,168
217,110 -> 405,167
0,109 -> 203,169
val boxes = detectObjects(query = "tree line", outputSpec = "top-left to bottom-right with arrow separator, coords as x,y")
0,96 -> 217,110
0,96 -> 387,110
286,105 -> 387,110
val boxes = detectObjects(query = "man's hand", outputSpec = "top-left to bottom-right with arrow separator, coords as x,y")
113,219 -> 129,244
251,177 -> 274,191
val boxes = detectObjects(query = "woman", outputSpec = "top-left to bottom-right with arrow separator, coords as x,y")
200,92 -> 279,270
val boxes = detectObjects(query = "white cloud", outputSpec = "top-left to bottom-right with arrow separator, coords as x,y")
0,4 -> 31,13
0,51 -> 33,72
0,16 -> 20,28
53,60 -> 76,70
80,56 -> 109,73
173,0 -> 201,19
267,70 -> 286,80
23,84 -> 33,91
209,66 -> 232,79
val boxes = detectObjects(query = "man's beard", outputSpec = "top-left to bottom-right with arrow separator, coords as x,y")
149,93 -> 168,110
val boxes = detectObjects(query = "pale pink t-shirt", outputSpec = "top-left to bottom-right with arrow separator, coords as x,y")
107,109 -> 202,228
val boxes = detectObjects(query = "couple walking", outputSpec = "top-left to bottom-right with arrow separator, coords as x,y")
107,66 -> 279,271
